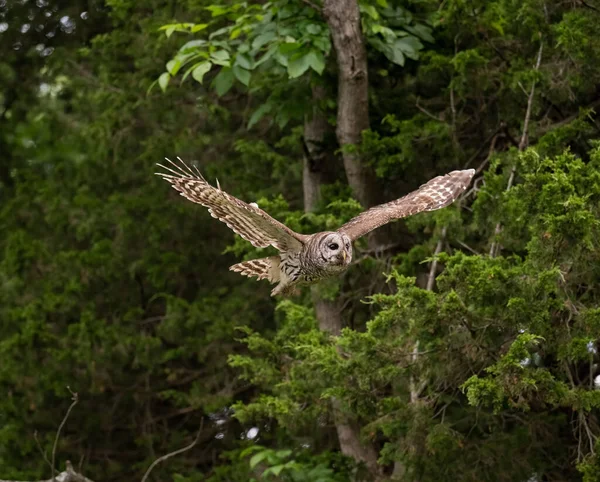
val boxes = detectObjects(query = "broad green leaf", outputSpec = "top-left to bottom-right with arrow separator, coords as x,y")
213,67 -> 234,96
371,24 -> 397,40
264,464 -> 286,476
235,53 -> 253,70
158,72 -> 170,92
306,50 -> 325,75
206,5 -> 229,16
248,102 -> 272,129
278,42 -> 301,54
165,25 -> 176,38
230,27 -> 242,40
191,23 -> 208,33
211,50 -> 230,62
306,24 -> 322,35
252,31 -> 276,50
255,45 -> 277,67
360,3 -> 379,19
404,24 -> 434,43
191,61 -> 212,84
287,52 -> 311,78
249,451 -> 268,469
166,59 -> 181,75
179,39 -> 207,52
394,36 -> 423,59
233,65 -> 251,86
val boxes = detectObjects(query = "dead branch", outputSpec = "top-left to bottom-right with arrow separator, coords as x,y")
141,418 -> 204,482
52,388 -> 78,482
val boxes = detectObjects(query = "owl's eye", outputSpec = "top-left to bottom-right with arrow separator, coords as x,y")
328,243 -> 339,250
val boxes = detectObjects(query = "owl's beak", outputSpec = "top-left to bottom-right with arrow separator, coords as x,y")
342,250 -> 347,262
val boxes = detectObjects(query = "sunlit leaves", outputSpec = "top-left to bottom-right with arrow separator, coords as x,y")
158,72 -> 170,92
191,61 -> 211,84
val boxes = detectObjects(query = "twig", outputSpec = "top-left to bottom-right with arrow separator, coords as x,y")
33,431 -> 53,474
141,418 -> 204,482
301,0 -> 322,12
426,226 -> 447,291
490,40 -> 543,257
415,98 -> 444,122
52,388 -> 79,482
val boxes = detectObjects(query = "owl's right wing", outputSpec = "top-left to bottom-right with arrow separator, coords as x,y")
339,169 -> 475,241
157,158 -> 308,252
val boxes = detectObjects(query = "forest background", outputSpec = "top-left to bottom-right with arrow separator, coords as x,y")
3,0 -> 600,481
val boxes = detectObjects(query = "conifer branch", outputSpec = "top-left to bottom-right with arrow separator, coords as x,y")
490,40 -> 543,257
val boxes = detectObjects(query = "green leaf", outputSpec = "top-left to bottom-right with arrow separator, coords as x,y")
232,65 -> 251,86
165,25 -> 176,38
404,24 -> 434,43
254,45 -> 277,67
191,62 -> 212,84
393,36 -> 423,60
306,50 -> 325,75
213,67 -> 234,96
249,451 -> 268,469
166,59 -> 181,75
264,464 -> 286,476
252,31 -> 276,50
360,3 -> 379,19
306,24 -> 322,35
235,53 -> 253,70
179,39 -> 207,52
158,72 -> 170,92
287,52 -> 311,78
191,23 -> 208,33
248,103 -> 272,129
211,50 -> 230,62
278,42 -> 301,54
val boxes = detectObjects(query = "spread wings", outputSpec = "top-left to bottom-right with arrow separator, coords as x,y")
339,169 -> 475,241
156,158 -> 308,252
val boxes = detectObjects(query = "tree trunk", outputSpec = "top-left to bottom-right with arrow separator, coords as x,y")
322,0 -> 380,211
303,84 -> 381,480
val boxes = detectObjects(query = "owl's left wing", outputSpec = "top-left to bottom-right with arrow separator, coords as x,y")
157,158 -> 308,252
339,169 -> 475,241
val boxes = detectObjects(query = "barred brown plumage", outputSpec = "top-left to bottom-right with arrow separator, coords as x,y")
156,157 -> 475,296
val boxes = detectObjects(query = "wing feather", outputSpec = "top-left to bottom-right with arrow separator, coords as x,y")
156,158 -> 307,252
339,169 -> 475,241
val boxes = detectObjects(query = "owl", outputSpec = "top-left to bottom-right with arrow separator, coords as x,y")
157,158 -> 474,296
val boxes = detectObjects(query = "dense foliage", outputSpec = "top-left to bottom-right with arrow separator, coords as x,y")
3,0 -> 600,480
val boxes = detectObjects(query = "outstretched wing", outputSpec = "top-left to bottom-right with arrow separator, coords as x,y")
156,158 -> 308,252
339,169 -> 475,241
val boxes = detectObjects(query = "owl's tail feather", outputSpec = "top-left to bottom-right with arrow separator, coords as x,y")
229,256 -> 280,283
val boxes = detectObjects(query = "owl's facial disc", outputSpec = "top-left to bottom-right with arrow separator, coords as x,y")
321,233 -> 352,267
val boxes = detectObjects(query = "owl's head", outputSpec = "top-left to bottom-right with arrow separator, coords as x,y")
316,232 -> 352,270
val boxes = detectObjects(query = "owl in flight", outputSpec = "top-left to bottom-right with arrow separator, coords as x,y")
157,158 -> 474,296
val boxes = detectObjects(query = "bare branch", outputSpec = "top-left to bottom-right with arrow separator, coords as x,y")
141,418 -> 204,482
52,388 -> 79,482
415,98 -> 444,122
